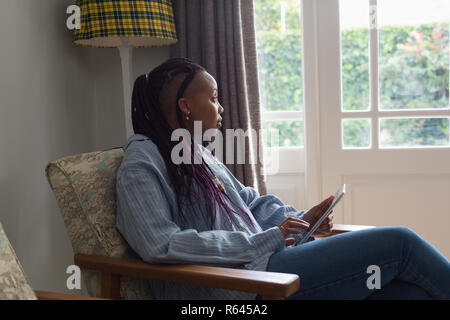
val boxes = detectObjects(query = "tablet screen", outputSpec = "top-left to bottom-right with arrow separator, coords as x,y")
298,184 -> 346,244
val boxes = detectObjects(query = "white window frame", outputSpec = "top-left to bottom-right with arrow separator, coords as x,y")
262,111 -> 305,174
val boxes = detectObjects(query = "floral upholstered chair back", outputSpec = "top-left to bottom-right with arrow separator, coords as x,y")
0,222 -> 37,300
45,148 -> 152,299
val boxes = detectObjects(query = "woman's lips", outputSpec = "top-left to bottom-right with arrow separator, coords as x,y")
217,121 -> 222,128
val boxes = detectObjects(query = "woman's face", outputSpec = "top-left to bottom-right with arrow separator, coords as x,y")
180,70 -> 224,135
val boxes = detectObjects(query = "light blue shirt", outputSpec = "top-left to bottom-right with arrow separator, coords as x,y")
115,134 -> 313,300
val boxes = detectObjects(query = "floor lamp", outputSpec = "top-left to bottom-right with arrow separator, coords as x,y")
72,0 -> 178,139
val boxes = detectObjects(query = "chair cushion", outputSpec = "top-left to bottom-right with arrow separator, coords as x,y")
45,148 -> 152,299
0,222 -> 37,300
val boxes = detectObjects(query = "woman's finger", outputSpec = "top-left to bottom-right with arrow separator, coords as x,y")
287,216 -> 309,223
284,224 -> 309,233
312,196 -> 333,212
285,228 -> 303,234
316,222 -> 333,234
323,195 -> 334,204
323,215 -> 333,224
285,237 -> 295,247
284,217 -> 310,229
324,197 -> 334,209
318,198 -> 333,211
279,218 -> 310,237
317,219 -> 332,229
322,218 -> 333,228
288,220 -> 310,228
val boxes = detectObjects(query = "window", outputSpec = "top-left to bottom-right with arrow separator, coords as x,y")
255,0 -> 449,175
340,0 -> 450,149
255,0 -> 304,148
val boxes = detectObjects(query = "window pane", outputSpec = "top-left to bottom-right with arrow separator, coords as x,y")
379,118 -> 449,147
263,121 -> 304,147
340,0 -> 370,111
342,119 -> 371,148
255,0 -> 303,112
379,0 -> 450,110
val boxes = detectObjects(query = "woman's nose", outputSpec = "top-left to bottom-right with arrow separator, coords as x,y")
219,104 -> 224,114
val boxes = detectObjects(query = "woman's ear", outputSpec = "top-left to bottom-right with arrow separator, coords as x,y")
177,97 -> 191,115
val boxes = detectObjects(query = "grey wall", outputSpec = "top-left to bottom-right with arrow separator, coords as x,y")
0,0 -> 170,295
90,47 -> 170,151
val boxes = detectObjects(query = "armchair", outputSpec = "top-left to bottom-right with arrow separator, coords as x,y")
0,221 -> 104,300
45,147 -> 374,300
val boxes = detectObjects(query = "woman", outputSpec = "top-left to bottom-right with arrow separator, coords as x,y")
116,58 -> 450,300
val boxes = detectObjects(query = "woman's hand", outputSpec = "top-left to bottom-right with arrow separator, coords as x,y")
278,217 -> 310,247
302,195 -> 335,236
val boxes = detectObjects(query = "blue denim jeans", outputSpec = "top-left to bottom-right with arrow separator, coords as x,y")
265,226 -> 450,300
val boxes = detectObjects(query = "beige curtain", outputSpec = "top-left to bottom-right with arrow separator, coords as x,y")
171,0 -> 267,195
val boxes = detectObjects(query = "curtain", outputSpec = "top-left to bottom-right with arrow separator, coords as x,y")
170,0 -> 267,195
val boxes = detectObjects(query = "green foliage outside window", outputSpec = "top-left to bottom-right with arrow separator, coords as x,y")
255,0 -> 449,148
342,119 -> 371,148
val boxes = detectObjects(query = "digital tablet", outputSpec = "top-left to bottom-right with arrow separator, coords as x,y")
298,184 -> 346,244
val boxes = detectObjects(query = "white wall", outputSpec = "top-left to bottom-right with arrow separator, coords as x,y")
0,0 -> 170,295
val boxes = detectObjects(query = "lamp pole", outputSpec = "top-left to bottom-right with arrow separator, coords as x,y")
118,41 -> 134,140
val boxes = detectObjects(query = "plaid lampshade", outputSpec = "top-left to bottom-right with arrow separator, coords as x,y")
73,0 -> 178,48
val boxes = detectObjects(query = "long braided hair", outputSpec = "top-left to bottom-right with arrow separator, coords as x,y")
131,58 -> 257,231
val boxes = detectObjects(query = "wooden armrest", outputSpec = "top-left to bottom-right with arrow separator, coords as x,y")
35,290 -> 108,300
320,223 -> 376,237
74,254 -> 299,299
